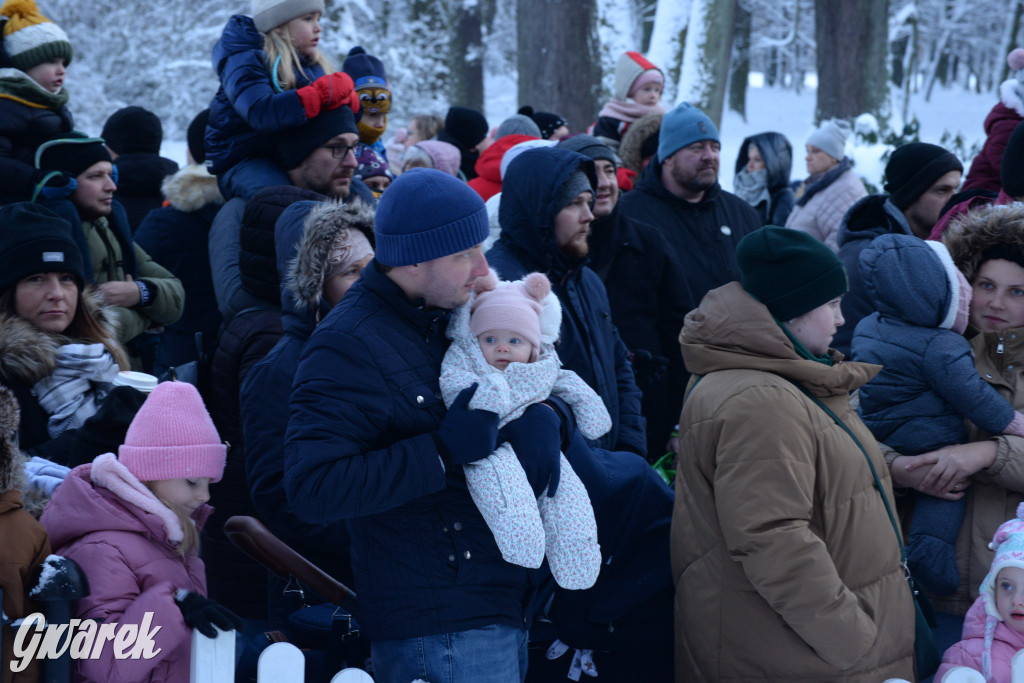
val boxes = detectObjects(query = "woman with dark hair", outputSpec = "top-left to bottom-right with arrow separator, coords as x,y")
733,131 -> 795,226
0,202 -> 141,467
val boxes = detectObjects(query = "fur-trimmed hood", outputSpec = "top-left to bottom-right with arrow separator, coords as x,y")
161,163 -> 225,213
0,385 -> 22,494
943,202 -> 1024,283
0,288 -> 118,388
287,199 -> 376,316
619,112 -> 662,173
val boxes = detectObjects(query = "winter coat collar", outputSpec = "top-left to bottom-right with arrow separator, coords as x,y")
797,157 -> 854,207
161,164 -> 225,213
90,453 -> 185,544
837,194 -> 911,249
355,260 -> 451,335
681,282 -> 879,395
494,148 -> 595,280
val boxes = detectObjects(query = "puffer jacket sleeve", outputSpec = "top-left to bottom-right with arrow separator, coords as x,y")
712,384 -> 877,669
611,322 -> 646,455
926,336 -> 1016,433
285,329 -> 448,524
221,49 -> 308,132
982,434 -> 1024,493
63,539 -> 190,683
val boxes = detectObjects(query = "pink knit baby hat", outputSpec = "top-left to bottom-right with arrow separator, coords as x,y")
118,381 -> 226,483
470,271 -> 552,360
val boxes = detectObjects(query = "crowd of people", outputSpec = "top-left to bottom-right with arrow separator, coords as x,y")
5,0 -> 1024,681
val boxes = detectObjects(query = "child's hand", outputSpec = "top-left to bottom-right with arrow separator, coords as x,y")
175,590 -> 244,638
296,72 -> 360,119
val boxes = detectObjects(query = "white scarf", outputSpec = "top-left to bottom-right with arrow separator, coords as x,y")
33,343 -> 118,438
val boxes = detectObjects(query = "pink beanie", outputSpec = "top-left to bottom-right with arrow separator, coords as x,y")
118,382 -> 227,483
414,140 -> 462,177
470,271 -> 552,360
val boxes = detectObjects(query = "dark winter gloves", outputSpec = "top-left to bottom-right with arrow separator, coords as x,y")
70,386 -> 147,467
296,72 -> 360,119
434,383 -> 499,469
499,403 -> 563,498
174,590 -> 244,638
629,349 -> 669,391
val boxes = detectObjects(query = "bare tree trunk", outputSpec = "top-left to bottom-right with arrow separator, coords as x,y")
678,0 -> 738,129
813,0 -> 888,122
516,0 -> 602,131
450,0 -> 484,112
729,4 -> 750,120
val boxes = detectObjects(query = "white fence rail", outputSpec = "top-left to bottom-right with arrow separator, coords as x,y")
191,630 -> 373,683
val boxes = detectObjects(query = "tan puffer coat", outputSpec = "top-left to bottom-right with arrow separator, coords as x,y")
671,282 -> 915,682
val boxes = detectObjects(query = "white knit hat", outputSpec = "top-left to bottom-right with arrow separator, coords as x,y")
251,0 -> 325,33
805,119 -> 851,162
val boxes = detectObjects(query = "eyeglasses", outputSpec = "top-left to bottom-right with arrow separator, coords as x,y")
322,143 -> 359,159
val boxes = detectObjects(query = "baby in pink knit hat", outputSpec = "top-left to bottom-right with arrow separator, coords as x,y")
440,270 -> 610,589
936,503 -> 1024,682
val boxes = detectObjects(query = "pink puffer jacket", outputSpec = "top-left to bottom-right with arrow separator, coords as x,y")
936,596 -> 1024,682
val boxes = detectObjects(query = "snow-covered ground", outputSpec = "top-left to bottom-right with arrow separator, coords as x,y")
163,76 -> 998,192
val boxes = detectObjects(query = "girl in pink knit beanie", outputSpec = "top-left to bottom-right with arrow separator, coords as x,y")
40,381 -> 241,683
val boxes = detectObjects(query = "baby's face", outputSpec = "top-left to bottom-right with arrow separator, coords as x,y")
633,82 -> 663,106
477,329 -> 533,370
996,566 -> 1024,634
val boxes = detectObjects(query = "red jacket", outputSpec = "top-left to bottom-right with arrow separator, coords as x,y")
963,102 -> 1023,193
468,134 -> 537,201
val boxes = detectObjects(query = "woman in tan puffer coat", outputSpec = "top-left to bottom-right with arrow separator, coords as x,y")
671,226 -> 915,682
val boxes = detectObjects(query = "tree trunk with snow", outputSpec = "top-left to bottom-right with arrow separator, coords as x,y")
450,0 -> 485,112
813,0 -> 888,122
729,4 -> 750,120
516,0 -> 602,131
647,0 -> 692,104
677,0 -> 738,128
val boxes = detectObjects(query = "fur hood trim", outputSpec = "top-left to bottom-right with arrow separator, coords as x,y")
619,112 -> 663,173
161,164 -> 225,213
943,203 -> 1024,282
90,453 -> 184,544
1000,78 -> 1024,118
0,288 -> 118,387
0,385 -> 22,494
287,199 -> 376,313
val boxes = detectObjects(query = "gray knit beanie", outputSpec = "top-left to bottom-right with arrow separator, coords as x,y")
495,115 -> 541,140
805,119 -> 850,162
555,170 -> 594,210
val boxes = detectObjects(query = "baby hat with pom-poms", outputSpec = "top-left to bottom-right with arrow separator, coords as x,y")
470,271 -> 559,360
1002,49 -> 1024,115
979,503 -> 1024,679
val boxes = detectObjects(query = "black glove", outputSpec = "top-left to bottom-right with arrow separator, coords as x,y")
434,384 -> 499,468
629,349 -> 669,390
70,386 -> 147,467
175,590 -> 244,638
499,403 -> 562,497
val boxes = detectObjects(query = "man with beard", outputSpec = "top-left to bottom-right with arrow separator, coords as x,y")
559,134 -> 693,461
618,102 -> 761,307
486,146 -> 647,457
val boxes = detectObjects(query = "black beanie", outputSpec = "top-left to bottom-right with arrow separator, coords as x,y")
36,132 -> 112,177
1002,122 -> 1024,199
0,203 -> 84,294
520,106 -> 568,140
186,109 -> 211,165
884,142 -> 963,210
276,106 -> 358,170
102,106 -> 163,155
557,134 -> 617,167
737,226 -> 849,320
443,106 -> 489,150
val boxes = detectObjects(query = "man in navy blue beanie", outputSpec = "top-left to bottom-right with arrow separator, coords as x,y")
285,168 -> 571,682
618,102 -> 761,311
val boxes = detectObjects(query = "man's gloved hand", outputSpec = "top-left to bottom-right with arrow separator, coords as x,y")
629,348 -> 669,390
434,384 -> 499,469
499,403 -> 562,497
296,72 -> 360,119
70,386 -> 147,467
175,590 -> 244,638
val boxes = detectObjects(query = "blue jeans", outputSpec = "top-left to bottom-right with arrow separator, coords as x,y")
371,624 -> 528,683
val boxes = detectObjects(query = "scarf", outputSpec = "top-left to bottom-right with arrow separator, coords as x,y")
0,68 -> 68,110
33,343 -> 118,438
597,98 -> 666,125
733,168 -> 772,212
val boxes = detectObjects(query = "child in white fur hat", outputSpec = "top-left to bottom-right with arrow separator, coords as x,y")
439,270 -> 606,589
936,503 -> 1024,682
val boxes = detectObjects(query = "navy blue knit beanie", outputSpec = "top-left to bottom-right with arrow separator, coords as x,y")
374,168 -> 489,266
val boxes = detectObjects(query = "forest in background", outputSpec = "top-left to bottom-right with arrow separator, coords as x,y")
46,0 -> 1024,145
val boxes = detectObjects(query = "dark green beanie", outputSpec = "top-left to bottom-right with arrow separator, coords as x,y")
737,226 -> 848,320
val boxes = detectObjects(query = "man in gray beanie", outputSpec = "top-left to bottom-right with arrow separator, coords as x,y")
285,167 -> 579,682
833,141 -> 963,354
618,101 -> 761,315
558,133 -> 693,459
487,146 -> 647,457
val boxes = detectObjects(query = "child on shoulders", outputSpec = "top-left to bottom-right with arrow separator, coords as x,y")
590,51 -> 666,152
